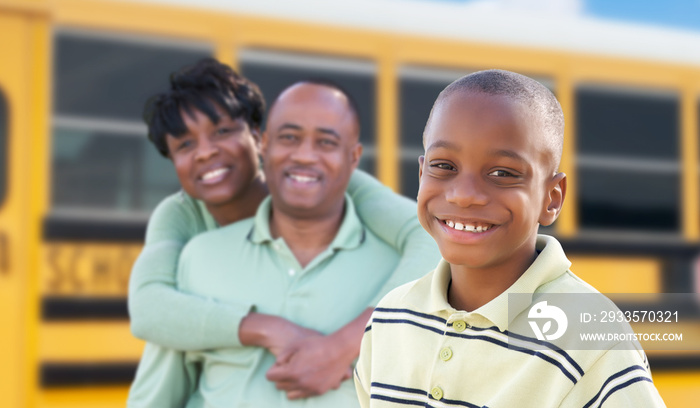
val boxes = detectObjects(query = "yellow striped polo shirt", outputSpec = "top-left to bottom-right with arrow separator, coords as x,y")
355,234 -> 666,408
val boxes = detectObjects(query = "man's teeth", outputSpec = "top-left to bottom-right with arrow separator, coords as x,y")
444,220 -> 491,233
289,174 -> 318,183
201,168 -> 228,181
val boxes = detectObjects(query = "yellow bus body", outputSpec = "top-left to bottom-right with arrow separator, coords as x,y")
0,0 -> 698,406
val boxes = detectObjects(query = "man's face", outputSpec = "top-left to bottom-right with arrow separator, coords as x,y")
262,83 -> 362,219
166,104 -> 261,207
417,91 -> 565,274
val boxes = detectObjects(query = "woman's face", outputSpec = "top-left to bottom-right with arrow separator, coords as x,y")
166,104 -> 261,206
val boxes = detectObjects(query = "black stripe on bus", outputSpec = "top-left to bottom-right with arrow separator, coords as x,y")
558,236 -> 699,257
43,215 -> 146,242
647,354 -> 700,371
40,362 -> 138,387
42,297 -> 128,320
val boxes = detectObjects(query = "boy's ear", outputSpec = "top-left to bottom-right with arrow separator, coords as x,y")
539,172 -> 567,226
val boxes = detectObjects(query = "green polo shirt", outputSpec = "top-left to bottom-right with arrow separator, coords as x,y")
355,235 -> 666,408
128,169 -> 440,350
174,195 -> 400,408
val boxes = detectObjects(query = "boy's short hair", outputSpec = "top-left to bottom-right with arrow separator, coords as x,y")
426,69 -> 564,168
143,58 -> 266,157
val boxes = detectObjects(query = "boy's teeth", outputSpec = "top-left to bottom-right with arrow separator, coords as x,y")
443,219 -> 491,233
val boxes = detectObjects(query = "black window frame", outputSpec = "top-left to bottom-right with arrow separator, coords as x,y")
0,88 -> 7,208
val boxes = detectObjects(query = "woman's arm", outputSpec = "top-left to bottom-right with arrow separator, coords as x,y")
127,343 -> 198,408
348,170 -> 441,305
128,193 -> 252,350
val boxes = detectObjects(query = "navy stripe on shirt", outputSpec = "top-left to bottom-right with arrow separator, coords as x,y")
371,307 -> 582,384
371,382 -> 484,408
583,365 -> 651,408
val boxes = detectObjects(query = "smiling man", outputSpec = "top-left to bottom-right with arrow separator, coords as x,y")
163,81 -> 434,408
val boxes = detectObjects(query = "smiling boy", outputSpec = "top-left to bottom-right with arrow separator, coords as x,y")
354,70 -> 666,407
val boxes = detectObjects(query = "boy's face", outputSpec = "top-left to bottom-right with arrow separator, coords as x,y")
166,104 -> 261,207
417,91 -> 565,273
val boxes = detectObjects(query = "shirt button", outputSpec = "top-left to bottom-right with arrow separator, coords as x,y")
453,320 -> 467,332
288,269 -> 296,276
439,347 -> 453,361
430,386 -> 444,401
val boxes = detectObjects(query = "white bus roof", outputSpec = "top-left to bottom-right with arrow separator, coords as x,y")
135,0 -> 700,67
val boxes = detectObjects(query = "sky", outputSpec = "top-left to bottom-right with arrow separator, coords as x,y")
587,0 -> 700,32
435,0 -> 700,33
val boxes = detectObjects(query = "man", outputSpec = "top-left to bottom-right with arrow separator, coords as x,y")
164,81 -> 434,407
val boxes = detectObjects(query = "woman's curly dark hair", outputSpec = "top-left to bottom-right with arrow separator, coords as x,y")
143,58 -> 266,157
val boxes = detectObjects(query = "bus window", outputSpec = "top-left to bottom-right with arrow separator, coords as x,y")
239,49 -> 377,174
398,66 -> 468,199
51,30 -> 212,221
576,86 -> 680,233
0,89 -> 6,207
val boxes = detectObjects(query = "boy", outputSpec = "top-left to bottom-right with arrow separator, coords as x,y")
354,70 -> 666,407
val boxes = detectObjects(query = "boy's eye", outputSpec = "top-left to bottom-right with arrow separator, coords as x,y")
431,162 -> 455,171
488,169 -> 515,177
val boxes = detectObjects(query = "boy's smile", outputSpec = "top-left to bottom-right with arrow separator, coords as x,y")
417,91 -> 565,278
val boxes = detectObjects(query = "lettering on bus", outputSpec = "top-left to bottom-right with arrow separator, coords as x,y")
43,244 -> 141,296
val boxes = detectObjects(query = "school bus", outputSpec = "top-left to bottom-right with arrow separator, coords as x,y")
0,0 -> 698,407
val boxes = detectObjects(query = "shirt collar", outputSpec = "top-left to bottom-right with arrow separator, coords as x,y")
249,194 -> 365,251
426,234 -> 571,331
194,195 -> 219,230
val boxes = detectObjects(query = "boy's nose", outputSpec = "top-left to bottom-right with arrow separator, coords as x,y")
445,174 -> 489,207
